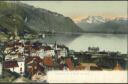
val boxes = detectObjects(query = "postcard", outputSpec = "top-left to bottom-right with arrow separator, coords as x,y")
0,0 -> 127,83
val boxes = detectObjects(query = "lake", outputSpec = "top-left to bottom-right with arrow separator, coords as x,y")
38,33 -> 127,54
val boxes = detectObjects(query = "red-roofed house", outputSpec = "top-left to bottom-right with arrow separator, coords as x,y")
65,58 -> 73,70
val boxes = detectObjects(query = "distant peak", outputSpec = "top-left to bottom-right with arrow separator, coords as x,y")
81,16 -> 108,24
114,17 -> 128,21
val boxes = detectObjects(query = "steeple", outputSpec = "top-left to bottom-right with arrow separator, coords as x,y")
54,41 -> 57,50
14,28 -> 20,40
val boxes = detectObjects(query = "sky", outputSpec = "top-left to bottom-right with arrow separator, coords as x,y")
21,1 -> 127,22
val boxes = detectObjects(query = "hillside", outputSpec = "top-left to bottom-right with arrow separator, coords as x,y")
77,16 -> 128,34
0,2 -> 82,41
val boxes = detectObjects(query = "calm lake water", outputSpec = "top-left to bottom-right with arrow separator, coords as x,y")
38,33 -> 127,54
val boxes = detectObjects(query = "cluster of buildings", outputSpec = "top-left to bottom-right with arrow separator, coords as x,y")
0,39 -> 126,81
74,47 -> 127,70
1,39 -> 80,81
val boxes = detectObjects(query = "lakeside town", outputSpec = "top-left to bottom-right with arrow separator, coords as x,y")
0,1 -> 127,83
0,33 -> 128,82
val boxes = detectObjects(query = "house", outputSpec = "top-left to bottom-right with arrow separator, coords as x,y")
37,49 -> 45,59
54,44 -> 68,58
26,56 -> 43,65
29,43 -> 55,58
27,62 -> 44,76
43,46 -> 55,55
36,45 -> 55,58
44,49 -> 55,57
88,47 -> 99,53
3,57 -> 25,75
3,60 -> 19,72
4,40 -> 25,60
65,58 -> 73,70
26,56 -> 45,78
13,58 -> 25,75
43,56 -> 54,67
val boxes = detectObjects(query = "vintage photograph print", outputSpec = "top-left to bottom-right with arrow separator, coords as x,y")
0,0 -> 127,83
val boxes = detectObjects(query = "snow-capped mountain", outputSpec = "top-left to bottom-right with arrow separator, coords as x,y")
77,16 -> 128,34
81,16 -> 108,24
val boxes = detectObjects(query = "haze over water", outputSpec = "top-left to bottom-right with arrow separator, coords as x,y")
40,33 -> 127,54
67,33 -> 127,54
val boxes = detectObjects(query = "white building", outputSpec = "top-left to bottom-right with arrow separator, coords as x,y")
37,49 -> 55,59
53,44 -> 68,58
44,50 -> 55,57
4,41 -> 25,60
55,45 -> 68,58
5,54 -> 19,60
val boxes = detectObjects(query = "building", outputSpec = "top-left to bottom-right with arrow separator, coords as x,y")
4,60 -> 18,72
65,58 -> 73,70
3,57 -> 25,75
42,46 -> 55,58
14,58 -> 25,75
30,45 -> 55,58
26,56 -> 45,78
88,47 -> 99,53
4,40 -> 25,60
43,56 -> 54,70
54,44 -> 68,58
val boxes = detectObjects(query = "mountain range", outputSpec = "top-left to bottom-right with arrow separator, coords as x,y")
0,2 -> 82,41
0,2 -> 127,42
77,16 -> 128,34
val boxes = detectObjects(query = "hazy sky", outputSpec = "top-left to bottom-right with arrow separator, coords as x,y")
21,1 -> 127,22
